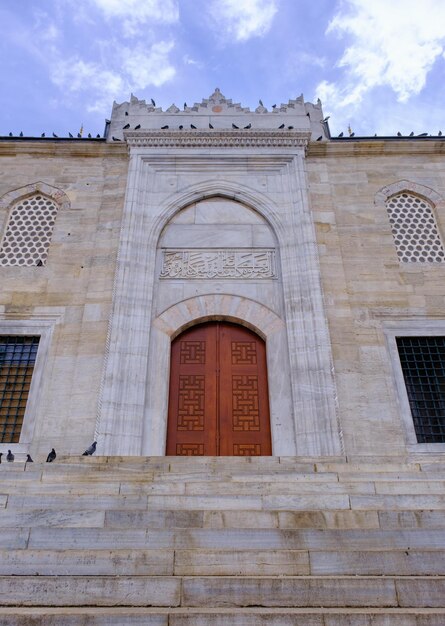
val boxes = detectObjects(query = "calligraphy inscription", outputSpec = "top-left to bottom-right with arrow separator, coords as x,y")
160,249 -> 276,279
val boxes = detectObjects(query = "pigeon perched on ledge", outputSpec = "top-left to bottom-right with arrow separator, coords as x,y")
46,448 -> 56,463
7,450 -> 14,462
82,441 -> 97,456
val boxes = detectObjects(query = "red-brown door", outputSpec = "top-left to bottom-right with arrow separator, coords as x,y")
166,322 -> 272,456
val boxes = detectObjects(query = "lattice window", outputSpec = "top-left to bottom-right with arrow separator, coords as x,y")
397,336 -> 445,443
386,193 -> 445,263
0,194 -> 58,266
0,336 -> 39,443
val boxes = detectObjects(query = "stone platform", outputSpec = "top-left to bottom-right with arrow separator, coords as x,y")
0,455 -> 445,624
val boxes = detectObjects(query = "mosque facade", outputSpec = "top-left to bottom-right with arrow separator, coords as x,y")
1,88 -> 444,461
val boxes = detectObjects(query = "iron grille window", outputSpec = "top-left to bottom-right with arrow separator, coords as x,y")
0,336 -> 39,443
397,336 -> 445,443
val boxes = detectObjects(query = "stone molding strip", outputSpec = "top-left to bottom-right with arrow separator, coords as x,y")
125,130 -> 311,149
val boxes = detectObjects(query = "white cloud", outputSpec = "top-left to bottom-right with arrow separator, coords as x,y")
91,0 -> 179,36
316,0 -> 445,110
121,41 -> 176,88
209,0 -> 278,42
49,40 -> 176,113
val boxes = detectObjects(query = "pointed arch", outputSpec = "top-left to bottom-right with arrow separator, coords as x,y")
0,182 -> 70,267
376,180 -> 445,264
148,178 -> 285,248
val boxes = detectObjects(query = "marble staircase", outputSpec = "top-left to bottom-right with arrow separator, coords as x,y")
1,455 -> 445,625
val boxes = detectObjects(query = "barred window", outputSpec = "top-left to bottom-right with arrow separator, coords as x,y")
0,194 -> 58,267
386,192 -> 445,263
397,336 -> 445,443
0,336 -> 39,443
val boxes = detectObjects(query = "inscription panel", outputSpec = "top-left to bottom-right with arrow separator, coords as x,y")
160,249 -> 276,279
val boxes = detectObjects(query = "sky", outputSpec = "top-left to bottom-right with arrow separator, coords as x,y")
1,0 -> 445,138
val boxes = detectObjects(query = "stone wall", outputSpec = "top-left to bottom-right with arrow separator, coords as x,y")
0,141 -> 127,457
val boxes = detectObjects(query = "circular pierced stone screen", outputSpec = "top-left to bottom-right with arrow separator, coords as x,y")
0,195 -> 58,266
386,192 -> 445,263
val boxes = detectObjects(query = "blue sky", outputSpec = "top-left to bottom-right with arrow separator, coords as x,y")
1,0 -> 445,138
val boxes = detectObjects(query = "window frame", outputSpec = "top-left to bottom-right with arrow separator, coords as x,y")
384,319 -> 445,452
0,317 -> 58,454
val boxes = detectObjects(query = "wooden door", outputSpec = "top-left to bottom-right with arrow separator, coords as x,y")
166,322 -> 272,456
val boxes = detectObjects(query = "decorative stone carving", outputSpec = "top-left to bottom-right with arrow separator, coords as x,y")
125,130 -> 310,149
160,249 -> 277,279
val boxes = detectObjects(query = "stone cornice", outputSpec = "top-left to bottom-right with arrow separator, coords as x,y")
124,129 -> 310,149
308,139 -> 445,158
0,141 -> 127,158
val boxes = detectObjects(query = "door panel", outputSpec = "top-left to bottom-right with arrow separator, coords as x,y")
166,322 -> 271,456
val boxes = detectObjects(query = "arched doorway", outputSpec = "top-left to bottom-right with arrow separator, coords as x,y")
166,322 -> 272,456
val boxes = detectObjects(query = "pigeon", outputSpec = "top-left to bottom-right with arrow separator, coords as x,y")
244,123 -> 251,129
259,99 -> 263,106
87,133 -> 92,138
288,126 -> 294,130
306,112 -> 311,117
209,123 -> 214,129
338,132 -> 344,137
96,134 -> 101,138
52,132 -> 58,138
41,132 -> 46,138
134,124 -> 141,130
69,132 -> 73,138
439,131 -> 442,136
409,131 -> 414,136
123,123 -> 130,130
272,104 -> 277,109
278,124 -> 285,129
232,123 -> 239,129
417,132 -> 428,137
125,111 -> 129,116
112,136 -> 121,141
9,132 -> 12,137
46,448 -> 56,463
316,136 -> 323,141
179,125 -> 183,130
184,102 -> 187,109
322,116 -> 330,123
19,131 -> 23,137
26,454 -> 33,463
350,132 -> 355,137
82,441 -> 97,456
7,450 -> 14,462
397,132 -> 402,137
77,133 -> 82,138
151,98 -> 156,107
0,452 -> 2,464
190,124 -> 197,129
161,125 -> 169,130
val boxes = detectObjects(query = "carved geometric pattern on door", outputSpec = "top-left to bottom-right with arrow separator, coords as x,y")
231,341 -> 257,364
176,443 -> 204,456
232,375 -> 260,431
166,322 -> 271,456
233,444 -> 261,456
180,341 -> 206,364
177,375 -> 205,430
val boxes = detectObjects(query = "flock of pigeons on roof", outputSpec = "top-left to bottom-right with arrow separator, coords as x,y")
0,441 -> 97,464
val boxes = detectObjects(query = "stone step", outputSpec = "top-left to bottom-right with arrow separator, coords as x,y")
0,575 -> 444,608
24,527 -> 445,550
2,607 -> 445,626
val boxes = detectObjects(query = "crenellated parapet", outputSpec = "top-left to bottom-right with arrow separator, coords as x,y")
108,88 -> 327,142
